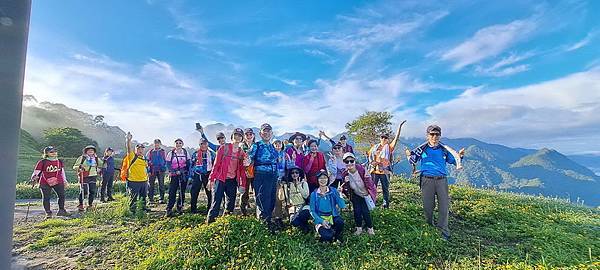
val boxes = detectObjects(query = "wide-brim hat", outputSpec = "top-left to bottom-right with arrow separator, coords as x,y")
289,132 -> 307,142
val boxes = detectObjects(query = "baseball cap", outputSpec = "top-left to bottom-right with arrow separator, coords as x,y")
342,152 -> 355,161
426,125 -> 442,134
260,123 -> 272,131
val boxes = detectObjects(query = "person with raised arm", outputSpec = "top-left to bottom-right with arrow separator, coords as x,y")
406,125 -> 465,241
319,131 -> 354,154
367,120 -> 406,209
196,123 -> 225,152
121,132 -> 150,214
188,138 -> 215,214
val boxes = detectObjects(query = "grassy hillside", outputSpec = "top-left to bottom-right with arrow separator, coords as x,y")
12,179 -> 599,269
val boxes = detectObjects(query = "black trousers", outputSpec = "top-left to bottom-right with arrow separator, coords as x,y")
78,176 -> 97,206
40,183 -> 65,213
190,172 -> 212,212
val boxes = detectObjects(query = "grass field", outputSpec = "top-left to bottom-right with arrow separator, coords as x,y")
12,179 -> 600,269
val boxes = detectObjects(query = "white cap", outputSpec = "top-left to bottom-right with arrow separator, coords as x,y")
342,152 -> 355,160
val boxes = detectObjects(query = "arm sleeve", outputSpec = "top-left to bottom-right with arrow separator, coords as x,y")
446,149 -> 457,165
31,160 -> 43,179
203,134 -> 219,152
335,189 -> 346,209
61,168 -> 67,183
72,156 -> 82,171
300,181 -> 310,199
309,193 -> 324,225
247,143 -> 257,163
409,149 -> 421,165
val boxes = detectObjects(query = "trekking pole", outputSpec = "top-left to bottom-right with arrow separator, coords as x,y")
282,182 -> 291,221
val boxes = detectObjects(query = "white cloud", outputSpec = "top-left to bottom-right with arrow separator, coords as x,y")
23,52 -> 214,145
441,19 -> 537,71
565,30 -> 597,51
425,69 -> 600,153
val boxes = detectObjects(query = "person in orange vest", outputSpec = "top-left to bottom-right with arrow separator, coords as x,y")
367,120 -> 406,209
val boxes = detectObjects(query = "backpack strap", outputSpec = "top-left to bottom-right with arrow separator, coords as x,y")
127,154 -> 140,180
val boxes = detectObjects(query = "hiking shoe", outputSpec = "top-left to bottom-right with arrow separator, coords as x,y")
367,228 -> 375,236
240,208 -> 248,216
100,197 -> 107,203
56,209 -> 69,217
107,197 -> 115,202
354,227 -> 363,236
441,232 -> 451,241
86,205 -> 94,211
45,212 -> 53,219
77,204 -> 85,212
165,210 -> 175,218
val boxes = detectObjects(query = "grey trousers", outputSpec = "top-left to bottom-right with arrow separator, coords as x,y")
420,175 -> 450,236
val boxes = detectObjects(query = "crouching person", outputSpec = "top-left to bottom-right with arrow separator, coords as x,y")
285,167 -> 311,233
206,128 -> 247,224
309,170 -> 346,243
341,153 -> 377,236
121,132 -> 150,214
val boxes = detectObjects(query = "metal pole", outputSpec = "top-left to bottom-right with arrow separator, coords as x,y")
0,0 -> 31,267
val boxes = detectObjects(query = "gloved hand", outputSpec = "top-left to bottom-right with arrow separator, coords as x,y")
238,186 -> 246,194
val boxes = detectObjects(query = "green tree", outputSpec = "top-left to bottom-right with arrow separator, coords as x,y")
43,127 -> 98,157
345,111 -> 394,154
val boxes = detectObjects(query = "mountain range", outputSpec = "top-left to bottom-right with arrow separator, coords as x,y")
20,97 -> 599,206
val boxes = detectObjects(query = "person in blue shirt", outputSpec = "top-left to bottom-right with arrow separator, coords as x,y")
188,138 -> 216,214
407,125 -> 465,241
100,147 -> 116,202
196,125 -> 225,152
146,139 -> 167,204
309,170 -> 346,243
247,123 -> 279,230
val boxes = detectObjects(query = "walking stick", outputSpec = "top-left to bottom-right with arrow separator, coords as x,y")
282,182 -> 291,221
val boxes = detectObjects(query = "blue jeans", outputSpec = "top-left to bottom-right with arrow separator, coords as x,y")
253,170 -> 278,222
291,208 -> 311,232
207,178 -> 237,222
372,173 -> 390,207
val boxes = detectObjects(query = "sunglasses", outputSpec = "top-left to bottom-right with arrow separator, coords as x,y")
344,159 -> 355,164
291,172 -> 300,175
217,137 -> 225,140
176,142 -> 183,144
429,133 -> 441,137
333,147 -> 342,150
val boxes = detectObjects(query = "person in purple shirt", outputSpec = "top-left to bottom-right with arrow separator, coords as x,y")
286,132 -> 307,168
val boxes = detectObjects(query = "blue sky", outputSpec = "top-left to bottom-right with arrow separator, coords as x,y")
23,0 -> 600,154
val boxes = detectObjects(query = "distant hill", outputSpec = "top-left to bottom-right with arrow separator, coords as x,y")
390,138 -> 600,206
568,153 -> 600,176
21,95 -> 126,152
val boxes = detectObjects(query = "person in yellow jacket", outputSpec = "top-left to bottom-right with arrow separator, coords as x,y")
120,132 -> 150,213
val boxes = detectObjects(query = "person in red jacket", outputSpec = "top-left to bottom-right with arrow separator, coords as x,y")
206,128 -> 248,224
302,139 -> 327,193
31,146 -> 69,218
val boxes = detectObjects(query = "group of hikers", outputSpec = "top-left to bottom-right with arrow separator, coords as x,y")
30,121 -> 465,242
